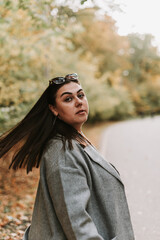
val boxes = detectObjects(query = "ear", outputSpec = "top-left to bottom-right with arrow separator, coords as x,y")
48,104 -> 58,116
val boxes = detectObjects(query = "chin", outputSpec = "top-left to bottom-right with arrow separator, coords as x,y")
80,118 -> 88,125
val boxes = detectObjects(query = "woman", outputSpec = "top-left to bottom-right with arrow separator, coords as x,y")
0,73 -> 135,240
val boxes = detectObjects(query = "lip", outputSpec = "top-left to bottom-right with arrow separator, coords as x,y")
76,110 -> 86,114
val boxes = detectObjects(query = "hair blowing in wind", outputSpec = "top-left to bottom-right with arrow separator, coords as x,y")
0,79 -> 86,173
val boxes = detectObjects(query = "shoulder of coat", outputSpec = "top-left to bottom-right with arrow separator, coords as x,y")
44,137 -> 87,159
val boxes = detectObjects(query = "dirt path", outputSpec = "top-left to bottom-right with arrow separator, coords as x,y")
99,116 -> 160,240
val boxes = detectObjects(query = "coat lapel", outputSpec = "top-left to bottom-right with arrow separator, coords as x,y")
83,144 -> 124,186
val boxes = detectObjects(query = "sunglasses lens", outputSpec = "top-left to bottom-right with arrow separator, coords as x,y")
65,73 -> 78,80
52,77 -> 65,84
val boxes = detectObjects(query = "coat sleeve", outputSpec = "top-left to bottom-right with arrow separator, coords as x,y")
46,142 -> 104,240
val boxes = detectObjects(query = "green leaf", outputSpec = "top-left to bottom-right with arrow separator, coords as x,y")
81,0 -> 87,5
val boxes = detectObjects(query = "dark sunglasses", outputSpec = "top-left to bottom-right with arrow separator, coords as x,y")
49,73 -> 78,85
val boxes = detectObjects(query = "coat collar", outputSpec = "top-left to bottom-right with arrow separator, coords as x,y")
83,144 -> 124,186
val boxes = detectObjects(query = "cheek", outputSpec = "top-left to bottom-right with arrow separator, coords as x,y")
58,104 -> 73,117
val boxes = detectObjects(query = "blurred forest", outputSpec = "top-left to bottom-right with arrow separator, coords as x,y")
0,0 -> 160,238
1,0 -> 160,133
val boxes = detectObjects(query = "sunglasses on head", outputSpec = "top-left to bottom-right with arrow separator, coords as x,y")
49,73 -> 78,85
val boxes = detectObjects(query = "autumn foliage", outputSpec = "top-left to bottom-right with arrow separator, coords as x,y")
1,0 -> 160,132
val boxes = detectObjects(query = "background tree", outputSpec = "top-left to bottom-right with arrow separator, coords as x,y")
121,33 -> 160,115
127,33 -> 160,83
1,0 -> 160,132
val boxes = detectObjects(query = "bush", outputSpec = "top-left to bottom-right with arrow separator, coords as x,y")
132,82 -> 160,115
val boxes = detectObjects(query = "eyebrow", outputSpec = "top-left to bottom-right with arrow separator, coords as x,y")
60,88 -> 83,97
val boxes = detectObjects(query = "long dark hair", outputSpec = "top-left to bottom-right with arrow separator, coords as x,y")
0,78 -> 88,173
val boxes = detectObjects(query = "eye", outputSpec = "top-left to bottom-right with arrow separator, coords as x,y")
65,97 -> 72,102
78,93 -> 85,98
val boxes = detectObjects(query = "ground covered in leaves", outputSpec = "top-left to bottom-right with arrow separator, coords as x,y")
0,167 -> 39,240
0,121 -> 111,239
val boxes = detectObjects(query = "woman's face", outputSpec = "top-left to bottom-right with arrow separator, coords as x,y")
50,82 -> 89,132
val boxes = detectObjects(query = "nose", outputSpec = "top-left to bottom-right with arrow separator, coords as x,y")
75,96 -> 82,107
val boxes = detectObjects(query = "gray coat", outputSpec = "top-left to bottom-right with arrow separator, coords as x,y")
23,137 -> 135,240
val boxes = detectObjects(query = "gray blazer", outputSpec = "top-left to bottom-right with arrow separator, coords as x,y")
23,137 -> 135,240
